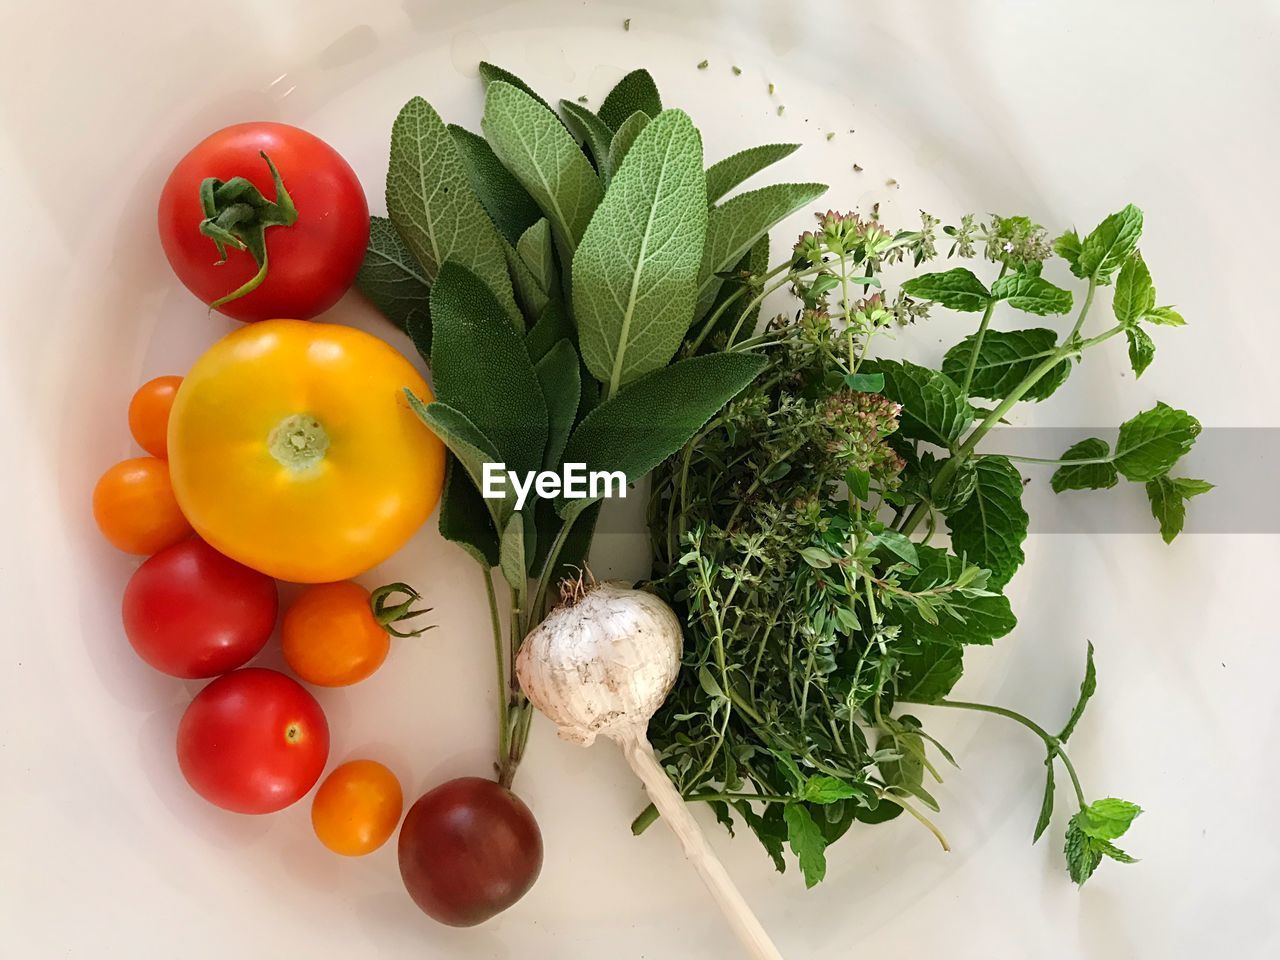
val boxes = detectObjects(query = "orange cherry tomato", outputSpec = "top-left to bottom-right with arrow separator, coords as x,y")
128,375 -> 183,458
93,457 -> 192,555
282,581 -> 429,687
312,759 -> 404,856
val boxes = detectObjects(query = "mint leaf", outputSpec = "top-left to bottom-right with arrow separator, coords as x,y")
1112,251 -> 1156,324
943,456 -> 1028,589
845,372 -> 885,393
1146,475 -> 1213,543
866,359 -> 973,449
1050,438 -> 1118,492
1054,229 -> 1086,278
990,273 -> 1073,315
1126,326 -> 1155,378
1057,642 -> 1096,743
783,804 -> 828,887
1033,761 -> 1056,843
607,110 -> 650,176
877,721 -> 925,791
1065,817 -> 1104,884
894,643 -> 963,704
801,776 -> 858,804
902,267 -> 992,312
557,352 -> 766,517
1078,204 -> 1143,283
449,124 -> 542,247
386,97 -> 520,326
574,109 -> 708,392
705,143 -> 802,204
941,328 -> 1070,402
697,182 -> 828,316
890,545 -> 1017,646
1144,305 -> 1186,327
598,68 -> 662,130
356,216 -> 431,340
559,99 -> 616,177
1114,402 -> 1201,482
482,82 -> 604,259
1078,798 -> 1142,841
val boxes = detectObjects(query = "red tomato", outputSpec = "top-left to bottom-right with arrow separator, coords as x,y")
92,457 -> 192,555
177,668 -> 329,814
157,122 -> 368,322
122,538 -> 277,679
398,777 -> 543,926
128,375 -> 182,458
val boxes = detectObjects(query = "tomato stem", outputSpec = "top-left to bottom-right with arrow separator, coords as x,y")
370,582 -> 434,638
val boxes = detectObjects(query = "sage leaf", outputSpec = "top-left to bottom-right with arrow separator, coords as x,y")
574,109 -> 708,393
386,97 -> 520,326
438,457 -> 499,567
1126,326 -> 1155,378
1146,475 -> 1213,543
941,328 -> 1070,402
598,68 -> 662,130
559,99 -> 615,175
705,143 -> 801,204
902,268 -> 991,312
943,456 -> 1028,589
515,218 -> 558,314
478,61 -> 558,117
1112,251 -> 1155,324
608,110 -> 650,176
356,216 -> 431,339
696,182 -> 828,316
865,359 -> 973,449
449,124 -> 542,247
1113,402 -> 1201,482
1057,642 -> 1096,743
1078,204 -> 1143,283
1033,762 -> 1056,844
690,233 -> 768,350
1050,438 -> 1118,492
783,804 -> 827,888
990,273 -> 1073,315
430,263 -> 548,479
499,513 -> 527,595
482,82 -> 604,259
405,395 -> 513,528
503,236 -> 547,320
557,351 -> 767,517
525,300 -> 574,363
535,339 -> 581,470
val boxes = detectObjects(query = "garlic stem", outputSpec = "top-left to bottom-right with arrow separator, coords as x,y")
616,727 -> 785,960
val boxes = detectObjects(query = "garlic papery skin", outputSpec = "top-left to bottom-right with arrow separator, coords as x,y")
515,582 -> 681,746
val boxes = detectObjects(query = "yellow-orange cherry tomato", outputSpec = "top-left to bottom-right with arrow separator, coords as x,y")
312,759 -> 404,856
128,375 -> 183,458
166,320 -> 445,582
92,457 -> 193,555
282,581 -> 429,687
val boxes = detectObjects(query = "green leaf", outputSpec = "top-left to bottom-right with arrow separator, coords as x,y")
845,372 -> 885,393
1054,229 -> 1086,278
438,457 -> 499,567
1144,305 -> 1186,327
405,396 -> 512,528
870,530 -> 918,569
865,359 -> 973,449
783,804 -> 828,888
559,99 -> 616,174
1058,642 -> 1096,743
941,328 -> 1070,402
430,263 -> 548,478
557,352 -> 766,516
1033,761 -> 1055,844
574,109 -> 708,393
598,68 -> 662,130
800,776 -> 858,804
1077,798 -> 1143,842
901,268 -> 992,312
990,273 -> 1073,315
696,182 -> 828,316
1064,818 -> 1103,885
1078,204 -> 1143,283
482,82 -> 604,259
943,456 -> 1028,589
1126,326 -> 1155,378
525,299 -> 574,363
356,216 -> 431,341
498,513 -> 526,595
535,339 -> 581,470
503,237 -> 546,321
607,110 -> 650,176
877,725 -> 924,791
386,97 -> 521,326
893,546 -> 1017,646
1050,438 -> 1118,492
478,62 -> 557,117
691,233 -> 768,350
448,124 -> 542,247
1146,475 -> 1213,544
513,219 -> 558,318
1113,402 -> 1202,482
799,546 -> 834,569
895,642 -> 963,704
705,143 -> 801,204
1113,251 -> 1156,324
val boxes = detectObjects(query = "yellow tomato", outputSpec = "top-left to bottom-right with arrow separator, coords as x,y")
167,319 -> 444,583
311,759 -> 404,856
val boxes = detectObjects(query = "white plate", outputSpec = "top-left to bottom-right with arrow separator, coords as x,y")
3,1 -> 1279,957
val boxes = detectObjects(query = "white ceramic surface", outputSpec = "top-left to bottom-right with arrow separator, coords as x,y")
3,1 -> 1279,957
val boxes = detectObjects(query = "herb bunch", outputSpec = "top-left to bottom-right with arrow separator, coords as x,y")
642,203 -> 1203,886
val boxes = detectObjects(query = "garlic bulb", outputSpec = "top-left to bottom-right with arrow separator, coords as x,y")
516,581 -> 681,745
516,580 -> 785,960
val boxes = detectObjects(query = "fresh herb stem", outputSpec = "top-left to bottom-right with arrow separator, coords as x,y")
879,792 -> 951,851
483,567 -> 510,770
959,263 -> 1008,397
